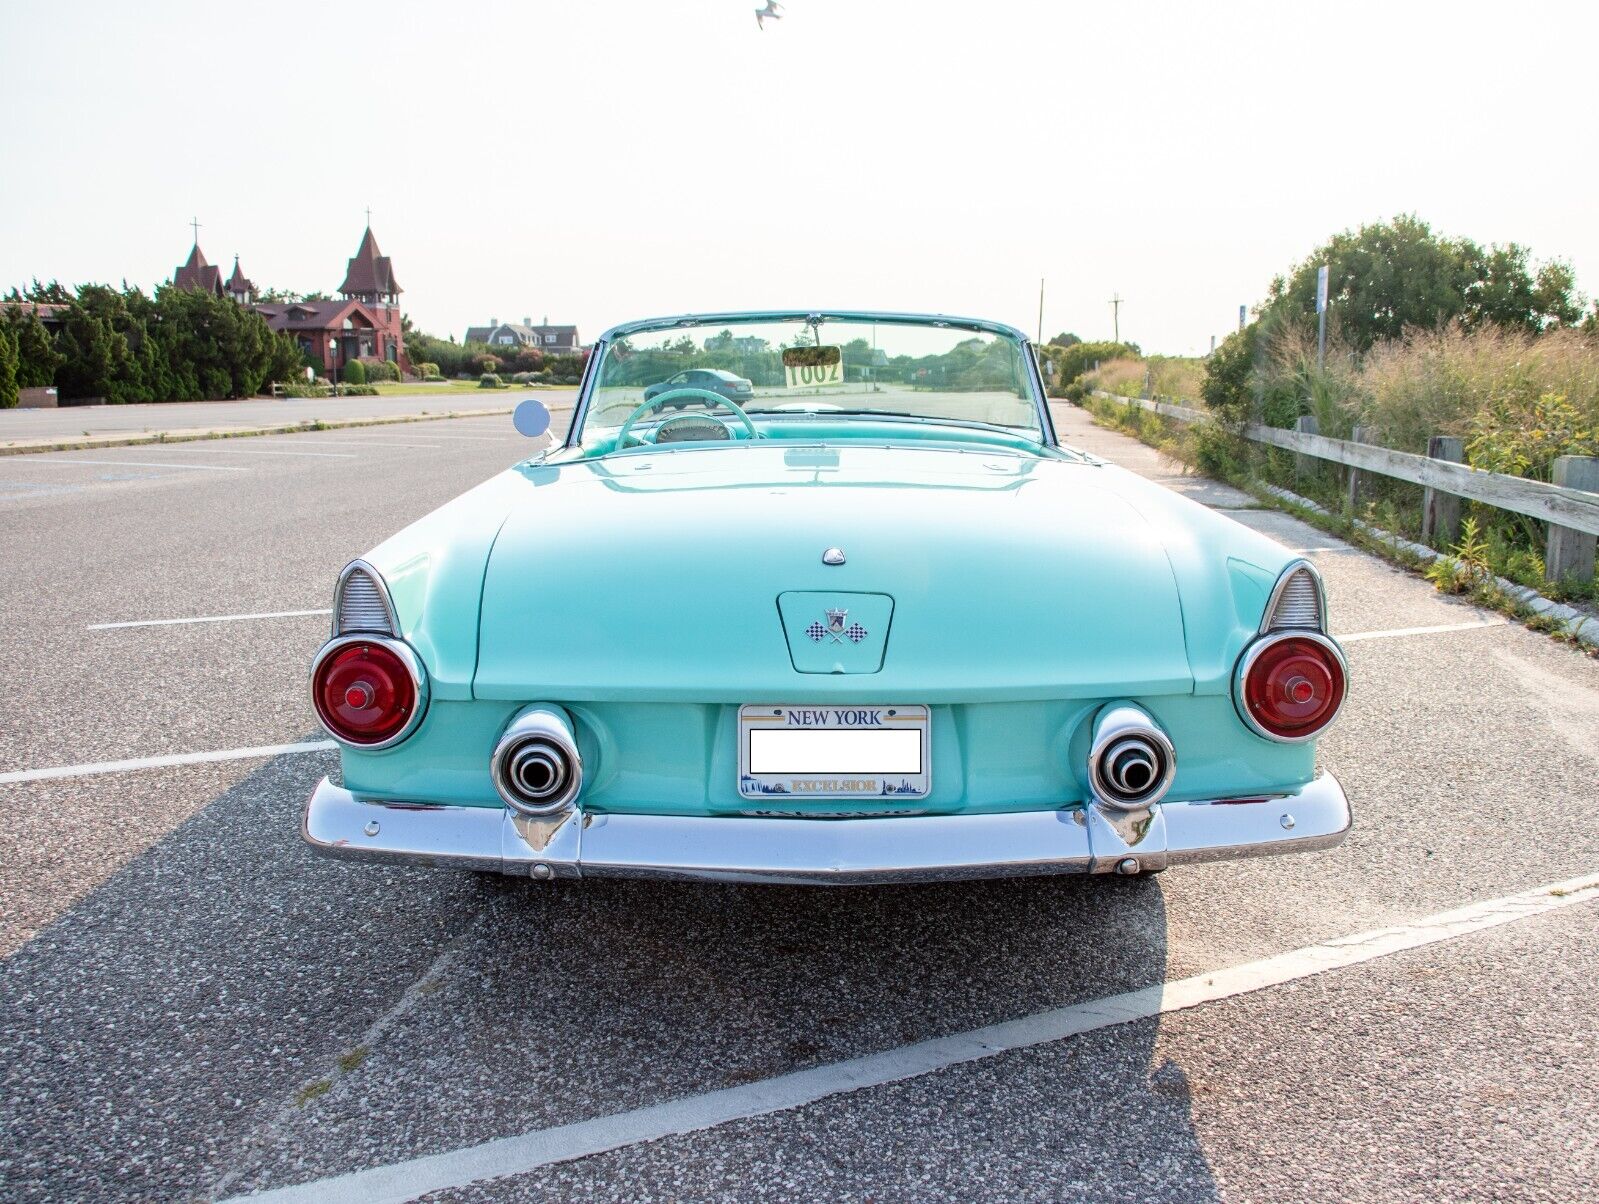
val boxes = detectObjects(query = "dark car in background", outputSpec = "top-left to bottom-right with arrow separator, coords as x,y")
643,368 -> 755,407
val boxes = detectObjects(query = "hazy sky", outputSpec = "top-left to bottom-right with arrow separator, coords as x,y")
3,1 -> 1594,354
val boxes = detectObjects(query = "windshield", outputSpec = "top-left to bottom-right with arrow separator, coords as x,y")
575,315 -> 1044,450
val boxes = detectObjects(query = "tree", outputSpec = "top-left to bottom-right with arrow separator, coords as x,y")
1047,332 -> 1082,348
1262,214 -> 1584,350
55,286 -> 140,402
265,333 -> 303,385
3,278 -> 71,304
3,307 -> 62,387
0,323 -> 18,408
1200,324 -> 1262,426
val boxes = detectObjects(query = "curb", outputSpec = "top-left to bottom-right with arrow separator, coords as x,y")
0,402 -> 574,458
1259,483 -> 1599,652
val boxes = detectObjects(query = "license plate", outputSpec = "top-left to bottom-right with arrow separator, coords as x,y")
738,704 -> 930,799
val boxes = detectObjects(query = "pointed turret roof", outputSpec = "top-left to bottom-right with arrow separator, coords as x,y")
173,243 -> 225,296
226,255 -> 255,296
338,226 -> 402,300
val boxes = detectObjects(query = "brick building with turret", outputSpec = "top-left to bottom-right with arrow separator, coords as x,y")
172,224 -> 408,373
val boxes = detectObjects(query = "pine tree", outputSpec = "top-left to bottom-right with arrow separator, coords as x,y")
0,324 -> 19,408
12,310 -> 62,388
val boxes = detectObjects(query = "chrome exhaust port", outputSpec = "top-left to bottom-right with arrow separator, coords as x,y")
491,706 -> 583,816
1089,703 -> 1176,811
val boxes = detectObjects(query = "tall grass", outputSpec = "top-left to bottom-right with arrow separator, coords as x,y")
1355,325 -> 1599,454
1083,355 -> 1206,402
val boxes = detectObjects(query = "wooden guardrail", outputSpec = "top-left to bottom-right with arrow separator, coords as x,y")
1087,391 -> 1599,581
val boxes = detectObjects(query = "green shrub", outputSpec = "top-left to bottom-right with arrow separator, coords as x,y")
417,361 -> 441,379
474,354 -> 501,375
360,358 -> 400,382
0,323 -> 18,407
340,359 -> 367,385
479,372 -> 503,388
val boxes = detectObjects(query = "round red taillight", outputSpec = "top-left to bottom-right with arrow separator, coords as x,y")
1238,634 -> 1347,741
312,639 -> 421,746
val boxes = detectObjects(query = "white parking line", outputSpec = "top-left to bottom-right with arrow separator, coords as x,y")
0,740 -> 335,785
199,448 -> 358,459
87,608 -> 332,631
253,438 -> 448,450
1339,619 -> 1507,643
225,873 -> 1599,1204
356,433 -> 519,443
9,457 -> 247,472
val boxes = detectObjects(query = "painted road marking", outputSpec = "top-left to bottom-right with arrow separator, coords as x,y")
9,457 -> 247,472
354,432 -> 520,442
224,874 -> 1599,1204
254,438 -> 451,450
198,448 -> 358,459
87,608 -> 332,631
1339,619 -> 1507,643
0,740 -> 336,785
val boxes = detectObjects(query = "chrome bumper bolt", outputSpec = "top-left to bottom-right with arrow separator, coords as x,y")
1280,814 -> 1296,830
1116,857 -> 1141,876
531,863 -> 554,881
363,820 -> 380,837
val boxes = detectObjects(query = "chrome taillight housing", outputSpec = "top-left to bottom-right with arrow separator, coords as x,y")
311,636 -> 429,748
1234,560 -> 1347,742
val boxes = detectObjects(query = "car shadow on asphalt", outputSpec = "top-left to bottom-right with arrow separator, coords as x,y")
0,751 -> 1219,1202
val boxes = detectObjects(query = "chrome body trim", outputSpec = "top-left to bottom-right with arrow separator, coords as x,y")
1088,702 -> 1177,811
302,772 -> 1351,885
1232,630 -> 1350,745
308,635 -> 430,751
331,559 -> 400,638
1260,557 -> 1328,634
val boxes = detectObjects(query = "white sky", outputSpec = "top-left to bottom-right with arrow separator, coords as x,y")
2,1 -> 1594,354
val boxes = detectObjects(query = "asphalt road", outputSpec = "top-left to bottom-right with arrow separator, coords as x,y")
0,390 -> 573,449
0,405 -> 1595,1202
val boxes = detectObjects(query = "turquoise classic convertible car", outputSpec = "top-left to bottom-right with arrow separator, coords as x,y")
304,311 -> 1350,883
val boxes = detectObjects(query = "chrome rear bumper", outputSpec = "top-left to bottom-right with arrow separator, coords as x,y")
302,773 -> 1350,885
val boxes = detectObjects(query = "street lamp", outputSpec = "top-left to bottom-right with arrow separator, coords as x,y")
329,332 -> 340,397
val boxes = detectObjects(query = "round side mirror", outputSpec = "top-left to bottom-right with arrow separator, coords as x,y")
513,398 -> 552,438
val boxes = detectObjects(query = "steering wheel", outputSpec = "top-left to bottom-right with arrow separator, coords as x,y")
614,388 -> 759,449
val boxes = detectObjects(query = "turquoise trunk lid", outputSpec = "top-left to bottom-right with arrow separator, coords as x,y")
471,443 -> 1196,702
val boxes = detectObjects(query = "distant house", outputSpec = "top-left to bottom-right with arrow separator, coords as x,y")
463,317 -> 581,354
2,301 -> 67,334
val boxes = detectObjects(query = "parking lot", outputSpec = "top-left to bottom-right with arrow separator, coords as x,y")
1,406 -> 1595,1202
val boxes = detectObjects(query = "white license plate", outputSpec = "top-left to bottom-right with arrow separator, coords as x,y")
738,704 -> 930,799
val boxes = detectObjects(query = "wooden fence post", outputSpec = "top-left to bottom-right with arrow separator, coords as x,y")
1546,455 -> 1599,583
1421,435 -> 1465,547
1344,425 -> 1367,513
1294,415 -> 1319,480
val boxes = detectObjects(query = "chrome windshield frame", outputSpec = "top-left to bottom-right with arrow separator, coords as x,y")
565,310 -> 1057,450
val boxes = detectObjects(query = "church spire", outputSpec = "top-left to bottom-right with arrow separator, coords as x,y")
338,221 -> 402,305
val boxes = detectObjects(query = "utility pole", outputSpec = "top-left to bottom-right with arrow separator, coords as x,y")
1037,277 -> 1044,344
1110,293 -> 1123,343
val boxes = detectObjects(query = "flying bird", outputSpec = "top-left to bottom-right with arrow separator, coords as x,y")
755,1 -> 783,30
